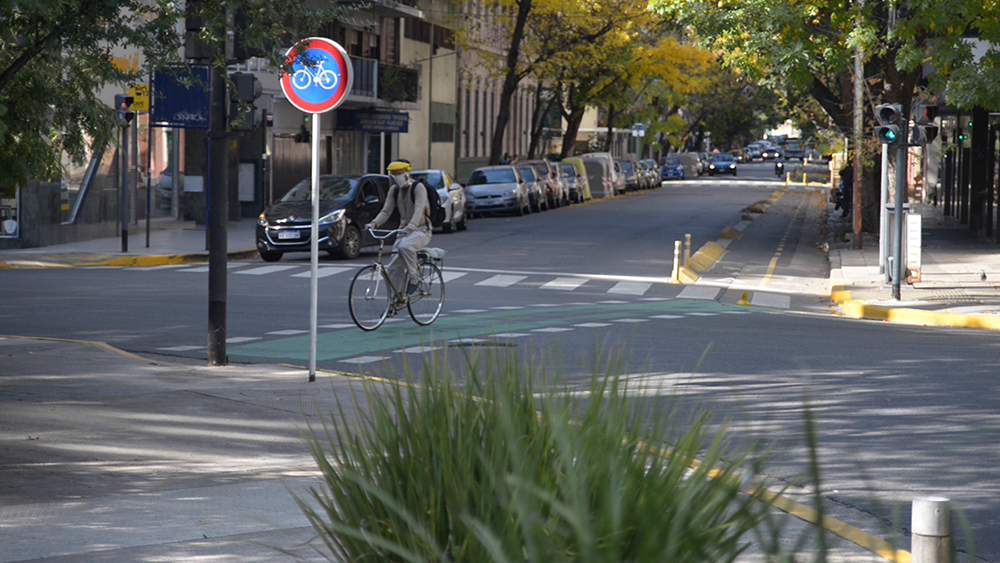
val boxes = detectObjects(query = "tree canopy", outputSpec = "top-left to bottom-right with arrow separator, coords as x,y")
0,0 -> 340,197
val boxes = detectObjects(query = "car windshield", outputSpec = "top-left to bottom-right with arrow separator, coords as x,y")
469,168 -> 517,185
560,163 -> 576,175
411,171 -> 444,190
712,154 -> 734,162
666,157 -> 681,166
280,177 -> 358,202
621,162 -> 634,173
517,167 -> 537,182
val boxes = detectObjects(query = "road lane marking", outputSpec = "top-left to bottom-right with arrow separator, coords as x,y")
290,266 -> 351,278
608,281 -> 651,295
760,197 -> 806,287
678,286 -> 720,300
750,292 -> 791,309
236,265 -> 300,275
442,271 -> 467,282
476,274 -> 526,287
541,277 -> 589,291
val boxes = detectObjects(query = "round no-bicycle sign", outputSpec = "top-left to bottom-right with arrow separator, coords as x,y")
280,37 -> 353,113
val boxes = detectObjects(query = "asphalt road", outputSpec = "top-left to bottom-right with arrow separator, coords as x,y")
4,162 -> 999,560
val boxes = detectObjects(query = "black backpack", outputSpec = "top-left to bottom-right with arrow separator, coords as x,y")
391,181 -> 446,228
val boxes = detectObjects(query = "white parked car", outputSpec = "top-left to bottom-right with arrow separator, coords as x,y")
411,169 -> 468,233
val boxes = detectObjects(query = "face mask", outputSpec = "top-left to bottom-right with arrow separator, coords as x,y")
391,172 -> 408,188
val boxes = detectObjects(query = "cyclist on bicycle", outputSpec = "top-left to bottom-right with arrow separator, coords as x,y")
366,161 -> 432,299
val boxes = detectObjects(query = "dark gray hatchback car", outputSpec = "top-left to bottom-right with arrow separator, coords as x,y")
255,174 -> 395,261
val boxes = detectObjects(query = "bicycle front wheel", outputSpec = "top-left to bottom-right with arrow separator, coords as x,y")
349,265 -> 391,331
408,260 -> 445,325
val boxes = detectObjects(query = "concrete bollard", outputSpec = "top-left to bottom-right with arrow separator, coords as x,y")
912,497 -> 951,563
671,241 -> 681,284
684,234 -> 691,268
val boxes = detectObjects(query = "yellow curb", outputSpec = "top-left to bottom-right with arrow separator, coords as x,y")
0,335 -> 167,364
831,290 -> 852,304
0,249 -> 258,268
841,300 -> 1000,331
688,241 -> 725,273
678,266 -> 700,283
720,226 -> 741,240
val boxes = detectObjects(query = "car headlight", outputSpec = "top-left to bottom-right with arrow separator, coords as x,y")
504,188 -> 517,197
258,213 -> 268,226
319,209 -> 345,226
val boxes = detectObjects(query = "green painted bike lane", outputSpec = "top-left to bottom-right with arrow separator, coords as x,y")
226,298 -> 760,363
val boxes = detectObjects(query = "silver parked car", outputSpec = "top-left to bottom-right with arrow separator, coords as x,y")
465,165 -> 531,217
411,169 -> 468,233
516,164 -> 549,212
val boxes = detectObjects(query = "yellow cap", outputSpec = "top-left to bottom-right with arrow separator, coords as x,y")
387,161 -> 411,173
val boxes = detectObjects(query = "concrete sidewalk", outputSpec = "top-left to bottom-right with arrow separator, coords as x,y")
830,202 -> 1000,330
0,217 -> 259,267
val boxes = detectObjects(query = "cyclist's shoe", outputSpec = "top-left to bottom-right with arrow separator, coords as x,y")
406,281 -> 420,296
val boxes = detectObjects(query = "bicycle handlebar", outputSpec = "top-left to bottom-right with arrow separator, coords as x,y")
367,228 -> 407,239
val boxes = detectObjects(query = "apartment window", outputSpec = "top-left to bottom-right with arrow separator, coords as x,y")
432,123 -> 454,143
405,19 -> 431,43
433,26 -> 454,50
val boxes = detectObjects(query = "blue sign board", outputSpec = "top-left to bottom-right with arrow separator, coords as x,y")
338,110 -> 409,133
151,65 -> 211,129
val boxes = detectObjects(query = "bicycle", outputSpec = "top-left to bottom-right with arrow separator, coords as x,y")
292,60 -> 339,90
348,229 -> 446,331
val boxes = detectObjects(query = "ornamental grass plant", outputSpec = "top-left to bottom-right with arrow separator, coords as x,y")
292,348 -> 779,563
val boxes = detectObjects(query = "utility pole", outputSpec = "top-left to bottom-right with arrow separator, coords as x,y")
852,0 -> 864,249
207,48 -> 229,366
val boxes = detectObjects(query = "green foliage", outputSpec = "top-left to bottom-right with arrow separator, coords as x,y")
0,0 -> 343,197
292,349 -> 778,563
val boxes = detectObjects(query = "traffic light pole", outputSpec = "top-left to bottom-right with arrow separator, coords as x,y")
892,130 -> 907,300
207,62 -> 229,366
120,118 -> 130,253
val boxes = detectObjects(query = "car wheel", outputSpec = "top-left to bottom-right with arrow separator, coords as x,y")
457,212 -> 468,231
442,211 -> 454,233
259,250 -> 282,262
336,224 -> 361,259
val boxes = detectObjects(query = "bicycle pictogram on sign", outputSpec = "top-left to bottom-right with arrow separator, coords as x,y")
280,37 -> 353,114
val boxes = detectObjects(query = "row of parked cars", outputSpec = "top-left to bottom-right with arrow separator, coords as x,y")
465,153 -> 664,218
256,154 -> 673,262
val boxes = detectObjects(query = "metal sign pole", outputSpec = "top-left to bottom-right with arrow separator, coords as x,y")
309,112 -> 321,382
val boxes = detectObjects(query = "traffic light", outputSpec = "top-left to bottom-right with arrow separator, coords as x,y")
909,125 -> 938,145
913,103 -> 938,124
114,94 -> 135,123
874,103 -> 903,146
229,72 -> 262,131
876,125 -> 902,145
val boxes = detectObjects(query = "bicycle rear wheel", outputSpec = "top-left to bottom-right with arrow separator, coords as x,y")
407,260 -> 445,325
349,265 -> 391,331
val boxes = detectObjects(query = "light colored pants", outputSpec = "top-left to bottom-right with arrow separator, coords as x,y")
387,230 -> 432,295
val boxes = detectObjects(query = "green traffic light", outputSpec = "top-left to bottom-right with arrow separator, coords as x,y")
885,130 -> 897,140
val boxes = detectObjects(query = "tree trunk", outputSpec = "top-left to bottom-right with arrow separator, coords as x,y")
527,85 -> 554,159
605,103 -> 617,154
559,107 -> 586,159
489,0 -> 532,165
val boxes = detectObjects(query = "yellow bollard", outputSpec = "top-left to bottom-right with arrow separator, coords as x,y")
671,241 -> 681,284
684,234 -> 691,267
804,172 -> 808,184
737,292 -> 751,306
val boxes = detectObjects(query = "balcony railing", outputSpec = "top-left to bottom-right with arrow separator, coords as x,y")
349,57 -> 419,104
